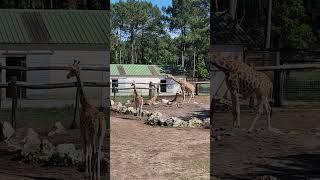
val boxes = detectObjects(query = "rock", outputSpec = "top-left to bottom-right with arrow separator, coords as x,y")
51,143 -> 83,166
164,118 -> 174,127
142,110 -> 150,117
161,99 -> 169,104
172,117 -> 188,128
188,117 -> 204,128
21,128 -> 41,156
111,102 -> 123,112
48,122 -> 67,136
110,99 -> 115,106
255,175 -> 279,180
150,111 -> 162,117
124,100 -> 132,106
126,107 -> 136,114
203,118 -> 211,129
145,114 -> 162,126
38,139 -> 55,161
158,118 -> 166,126
120,106 -> 128,113
0,121 -> 15,141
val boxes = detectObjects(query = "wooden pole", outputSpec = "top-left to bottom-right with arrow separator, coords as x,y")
195,83 -> 199,95
70,84 -> 80,129
149,82 -> 153,99
112,85 -> 116,101
274,52 -> 282,107
9,77 -> 17,130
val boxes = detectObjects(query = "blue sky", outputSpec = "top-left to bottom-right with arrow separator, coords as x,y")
111,0 -> 172,8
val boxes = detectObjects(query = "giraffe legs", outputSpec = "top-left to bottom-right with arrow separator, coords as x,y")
187,92 -> 194,103
248,97 -> 263,132
231,92 -> 240,128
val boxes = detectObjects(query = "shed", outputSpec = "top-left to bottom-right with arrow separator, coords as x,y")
110,64 -> 186,96
0,9 -> 109,108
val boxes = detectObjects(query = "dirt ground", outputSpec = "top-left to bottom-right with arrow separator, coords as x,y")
110,95 -> 210,180
110,116 -> 210,180
212,108 -> 320,180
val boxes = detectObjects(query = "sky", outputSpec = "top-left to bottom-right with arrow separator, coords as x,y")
111,0 -> 172,8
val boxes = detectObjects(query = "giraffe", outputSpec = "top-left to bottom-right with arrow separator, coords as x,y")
145,91 -> 159,105
67,60 -> 106,180
167,74 -> 195,103
210,53 -> 275,132
131,81 -> 144,118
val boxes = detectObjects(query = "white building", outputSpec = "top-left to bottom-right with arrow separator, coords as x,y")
110,64 -> 186,96
0,9 -> 109,108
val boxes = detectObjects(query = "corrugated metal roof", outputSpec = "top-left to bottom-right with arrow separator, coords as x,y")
0,9 -> 109,44
110,64 -> 185,76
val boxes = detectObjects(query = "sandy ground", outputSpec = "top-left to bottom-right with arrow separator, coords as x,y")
212,108 -> 320,179
110,116 -> 210,180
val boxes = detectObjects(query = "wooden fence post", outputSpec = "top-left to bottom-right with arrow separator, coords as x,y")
70,84 -> 80,129
149,82 -> 154,99
195,83 -> 199,95
274,51 -> 282,107
9,76 -> 17,129
112,85 -> 116,101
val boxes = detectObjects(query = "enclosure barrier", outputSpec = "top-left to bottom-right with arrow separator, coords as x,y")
0,65 -> 109,130
110,81 -> 210,101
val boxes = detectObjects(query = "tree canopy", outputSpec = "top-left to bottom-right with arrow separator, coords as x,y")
111,0 -> 210,79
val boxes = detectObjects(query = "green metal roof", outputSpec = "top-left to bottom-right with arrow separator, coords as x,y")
110,64 -> 185,76
0,9 -> 109,45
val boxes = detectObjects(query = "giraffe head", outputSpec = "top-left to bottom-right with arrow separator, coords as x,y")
167,74 -> 173,79
67,60 -> 80,79
131,81 -> 136,87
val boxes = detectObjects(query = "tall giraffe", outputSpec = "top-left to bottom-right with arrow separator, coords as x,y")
131,81 -> 144,118
210,53 -> 275,132
167,74 -> 195,103
67,60 -> 106,180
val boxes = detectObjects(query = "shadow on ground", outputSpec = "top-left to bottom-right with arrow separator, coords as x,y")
218,153 -> 320,180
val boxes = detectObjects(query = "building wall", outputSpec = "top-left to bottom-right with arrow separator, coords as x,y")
110,76 -> 184,97
0,50 -> 108,108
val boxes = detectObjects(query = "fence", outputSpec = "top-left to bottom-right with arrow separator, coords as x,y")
246,50 -> 320,106
0,65 -> 109,130
110,81 -> 210,102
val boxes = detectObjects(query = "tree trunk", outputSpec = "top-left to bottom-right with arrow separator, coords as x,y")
265,0 -> 272,49
193,50 -> 196,78
130,28 -> 135,64
229,0 -> 237,20
181,27 -> 186,67
215,0 -> 219,11
141,29 -> 145,64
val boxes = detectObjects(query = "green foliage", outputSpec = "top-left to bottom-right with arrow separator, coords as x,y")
196,57 -> 209,79
111,0 -> 209,79
273,0 -> 316,49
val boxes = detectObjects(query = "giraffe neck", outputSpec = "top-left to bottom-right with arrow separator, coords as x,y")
133,85 -> 139,98
75,74 -> 90,108
170,76 -> 182,85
